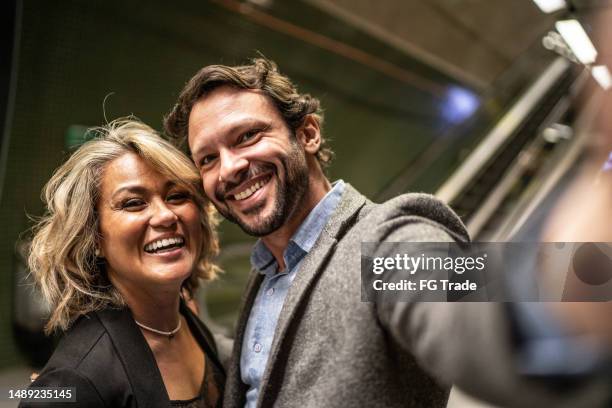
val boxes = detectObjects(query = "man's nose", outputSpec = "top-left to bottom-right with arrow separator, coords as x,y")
219,149 -> 249,184
149,200 -> 178,228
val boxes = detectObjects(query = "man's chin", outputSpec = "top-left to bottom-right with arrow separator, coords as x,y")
240,200 -> 268,217
237,216 -> 278,237
230,207 -> 285,237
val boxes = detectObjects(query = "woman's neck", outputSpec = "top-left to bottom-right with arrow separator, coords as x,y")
112,278 -> 182,332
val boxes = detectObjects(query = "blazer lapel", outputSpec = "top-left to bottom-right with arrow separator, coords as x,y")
181,300 -> 226,377
96,307 -> 169,407
257,184 -> 369,404
224,270 -> 264,407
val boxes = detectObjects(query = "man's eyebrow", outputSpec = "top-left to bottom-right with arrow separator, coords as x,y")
191,143 -> 210,160
232,118 -> 270,132
192,118 -> 271,158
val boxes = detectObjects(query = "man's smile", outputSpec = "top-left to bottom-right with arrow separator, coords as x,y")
228,173 -> 273,201
223,173 -> 275,216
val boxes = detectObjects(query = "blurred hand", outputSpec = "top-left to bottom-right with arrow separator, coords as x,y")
543,158 -> 612,350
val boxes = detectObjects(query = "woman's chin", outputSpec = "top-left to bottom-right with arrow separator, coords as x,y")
145,265 -> 195,289
108,255 -> 198,296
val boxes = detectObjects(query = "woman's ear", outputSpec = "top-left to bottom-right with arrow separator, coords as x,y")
296,115 -> 321,155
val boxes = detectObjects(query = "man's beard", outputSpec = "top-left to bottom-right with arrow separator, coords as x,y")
213,141 -> 309,237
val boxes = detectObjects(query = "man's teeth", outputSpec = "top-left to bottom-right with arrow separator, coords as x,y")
234,179 -> 267,201
144,237 -> 185,253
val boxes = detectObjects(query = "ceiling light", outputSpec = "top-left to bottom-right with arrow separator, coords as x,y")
440,87 -> 480,124
555,19 -> 598,65
592,65 -> 611,90
532,0 -> 566,13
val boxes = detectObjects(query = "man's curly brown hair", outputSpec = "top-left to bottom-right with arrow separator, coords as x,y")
164,57 -> 334,168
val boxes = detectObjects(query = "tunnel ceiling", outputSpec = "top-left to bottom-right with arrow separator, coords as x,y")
304,0 -> 561,90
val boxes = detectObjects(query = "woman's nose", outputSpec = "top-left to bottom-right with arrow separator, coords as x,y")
149,200 -> 178,227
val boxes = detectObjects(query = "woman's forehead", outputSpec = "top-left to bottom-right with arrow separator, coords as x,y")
100,153 -> 174,196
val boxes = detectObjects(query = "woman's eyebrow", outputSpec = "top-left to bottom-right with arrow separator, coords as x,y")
112,180 -> 183,198
110,185 -> 147,199
165,180 -> 179,189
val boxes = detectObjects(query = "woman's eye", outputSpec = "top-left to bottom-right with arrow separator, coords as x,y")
121,199 -> 146,210
167,192 -> 190,203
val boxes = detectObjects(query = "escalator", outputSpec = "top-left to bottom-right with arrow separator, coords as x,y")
435,57 -> 598,241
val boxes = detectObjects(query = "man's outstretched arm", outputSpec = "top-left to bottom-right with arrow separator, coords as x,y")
367,206 -> 608,407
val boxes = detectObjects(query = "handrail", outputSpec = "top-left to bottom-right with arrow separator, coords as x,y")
436,57 -> 570,204
492,87 -> 602,241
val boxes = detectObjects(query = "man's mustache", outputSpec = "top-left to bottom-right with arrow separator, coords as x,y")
215,162 -> 275,201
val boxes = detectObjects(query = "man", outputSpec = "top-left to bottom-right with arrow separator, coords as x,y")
164,58 -> 606,407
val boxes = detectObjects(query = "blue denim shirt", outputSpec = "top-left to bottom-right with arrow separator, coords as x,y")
241,180 -> 345,408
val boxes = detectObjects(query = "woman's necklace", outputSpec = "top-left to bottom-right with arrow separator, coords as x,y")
134,318 -> 181,339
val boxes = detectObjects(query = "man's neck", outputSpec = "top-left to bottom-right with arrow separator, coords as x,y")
262,175 -> 331,271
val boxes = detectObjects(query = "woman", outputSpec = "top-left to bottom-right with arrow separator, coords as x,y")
22,119 -> 225,407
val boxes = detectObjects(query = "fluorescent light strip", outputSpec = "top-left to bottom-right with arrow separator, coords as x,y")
592,65 -> 611,90
555,19 -> 598,65
532,0 -> 566,13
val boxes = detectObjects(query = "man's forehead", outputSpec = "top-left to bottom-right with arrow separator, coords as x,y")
190,87 -> 272,121
188,87 -> 278,147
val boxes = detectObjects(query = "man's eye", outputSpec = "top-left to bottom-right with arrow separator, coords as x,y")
199,155 -> 217,167
240,129 -> 261,144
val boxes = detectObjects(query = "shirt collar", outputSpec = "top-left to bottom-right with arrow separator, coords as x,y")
251,180 -> 345,275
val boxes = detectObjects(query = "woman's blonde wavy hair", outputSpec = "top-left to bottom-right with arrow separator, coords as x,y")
29,118 -> 220,334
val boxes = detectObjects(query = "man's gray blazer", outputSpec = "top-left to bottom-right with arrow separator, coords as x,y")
223,184 -> 608,408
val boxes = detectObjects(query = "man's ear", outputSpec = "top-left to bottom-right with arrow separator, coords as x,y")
296,115 -> 321,155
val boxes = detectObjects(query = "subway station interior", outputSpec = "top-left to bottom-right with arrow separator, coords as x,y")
1,0 -> 612,407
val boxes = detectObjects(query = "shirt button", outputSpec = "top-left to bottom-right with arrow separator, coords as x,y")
254,343 -> 262,353
267,287 -> 275,296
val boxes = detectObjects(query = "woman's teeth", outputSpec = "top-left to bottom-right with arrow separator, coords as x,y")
234,178 -> 268,201
144,237 -> 185,253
